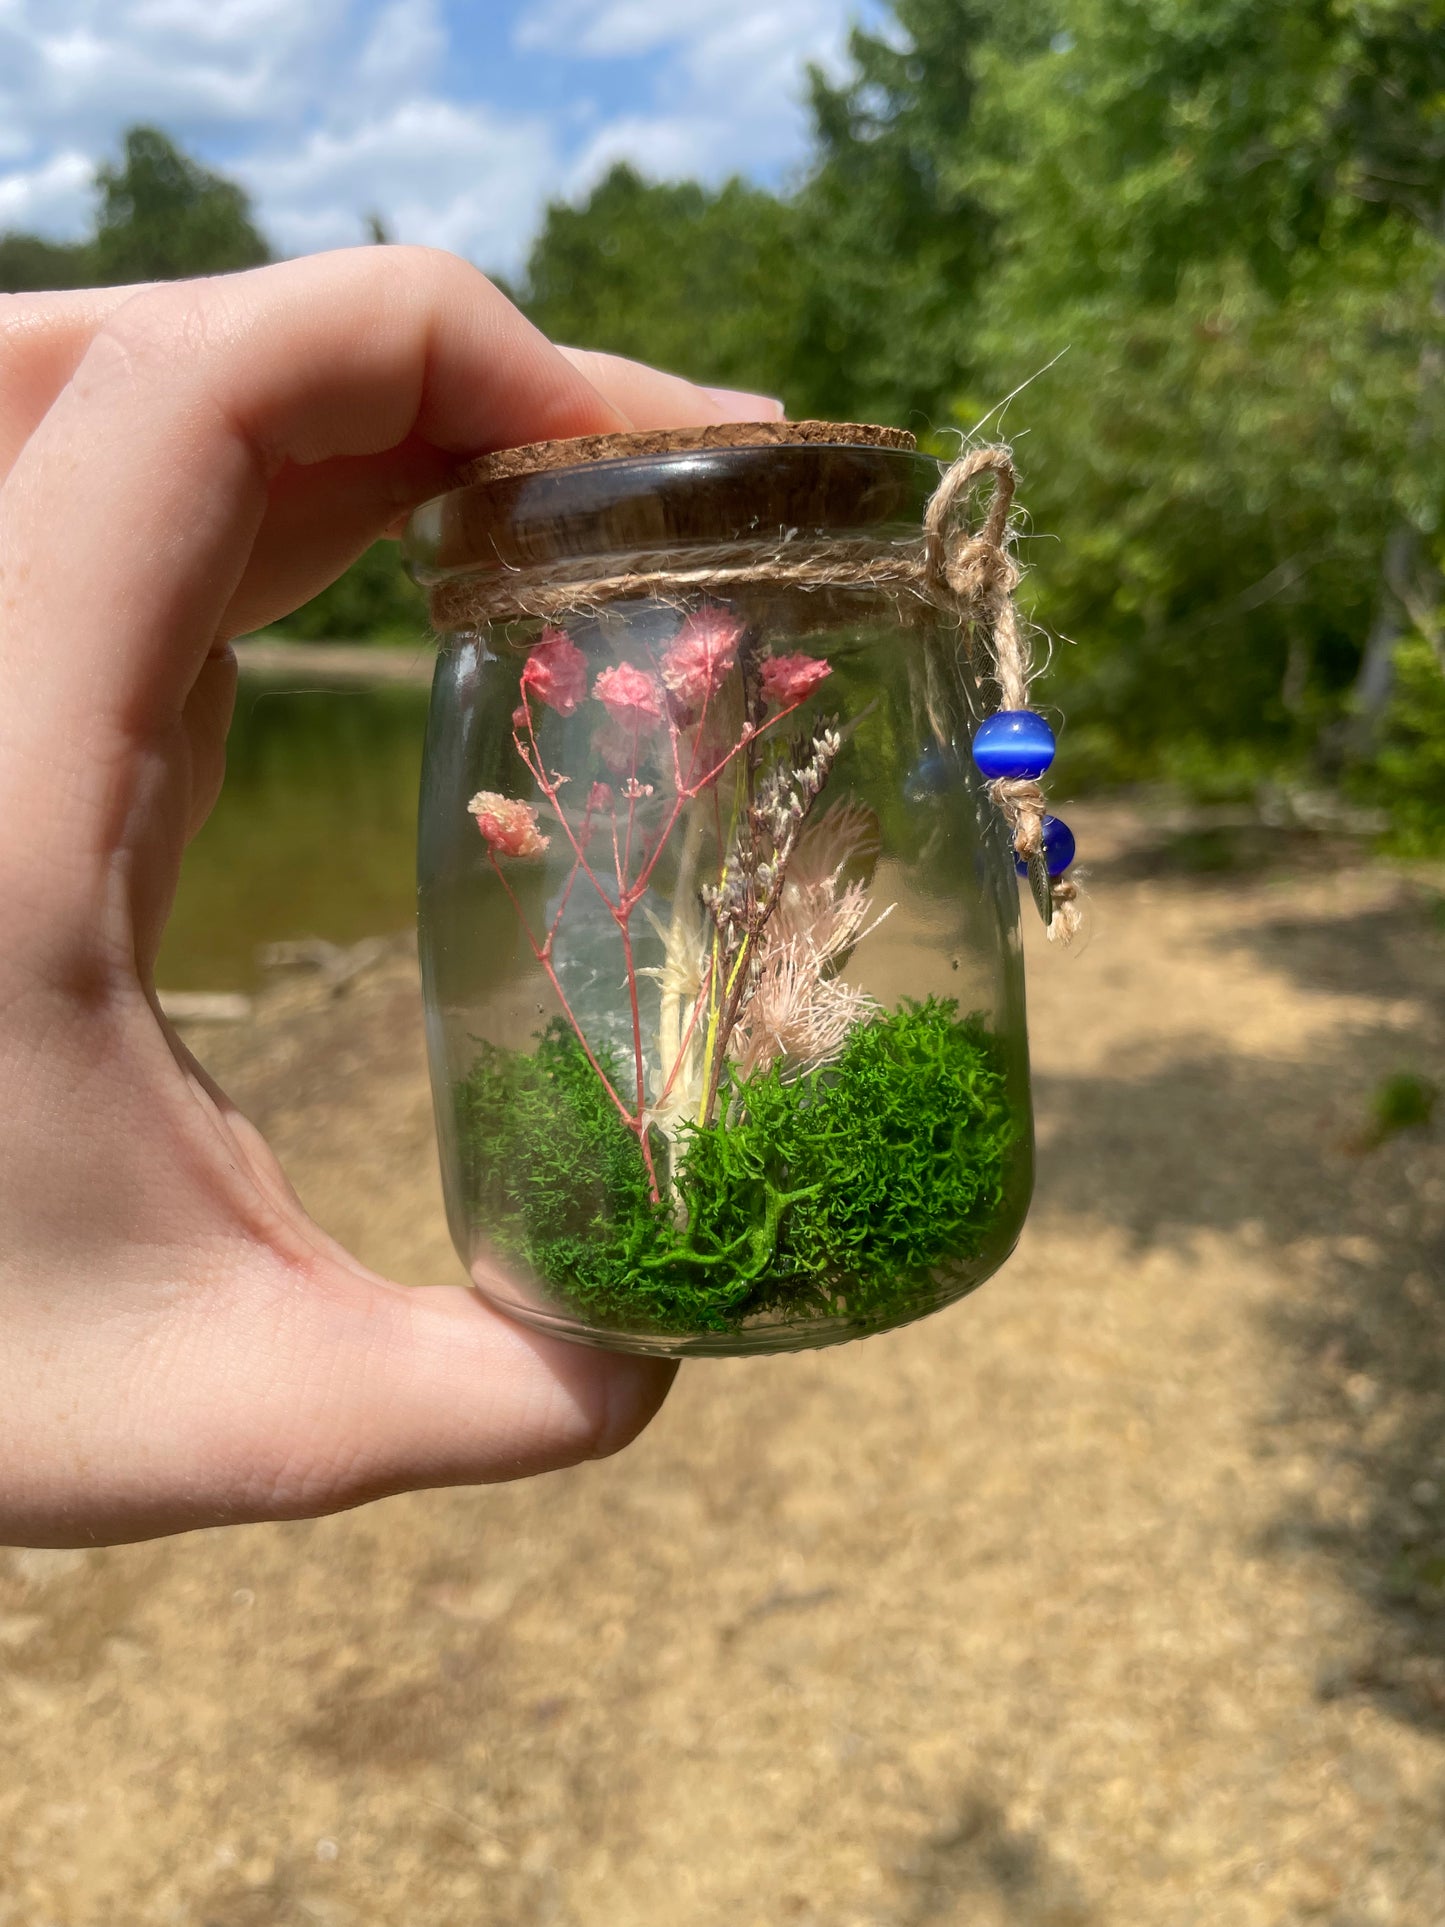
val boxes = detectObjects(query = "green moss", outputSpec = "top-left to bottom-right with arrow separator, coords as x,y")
458,999 -> 1020,1339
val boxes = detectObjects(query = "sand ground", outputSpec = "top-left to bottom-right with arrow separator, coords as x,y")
3,805 -> 1443,1927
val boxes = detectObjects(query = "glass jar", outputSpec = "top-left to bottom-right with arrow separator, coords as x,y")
404,423 -> 1034,1356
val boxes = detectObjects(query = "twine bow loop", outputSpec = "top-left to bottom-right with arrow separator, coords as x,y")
922,444 -> 1081,944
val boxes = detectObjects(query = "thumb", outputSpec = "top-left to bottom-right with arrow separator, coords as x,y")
0,974 -> 677,1546
196,1253 -> 677,1522
9,1236 -> 676,1547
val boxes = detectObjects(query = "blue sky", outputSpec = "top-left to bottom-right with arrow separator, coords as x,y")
0,0 -> 890,276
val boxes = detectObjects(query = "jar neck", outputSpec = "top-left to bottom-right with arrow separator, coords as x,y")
405,441 -> 947,626
424,530 -> 946,631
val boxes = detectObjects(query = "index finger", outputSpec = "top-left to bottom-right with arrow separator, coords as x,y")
0,249 -> 658,888
0,283 -> 160,478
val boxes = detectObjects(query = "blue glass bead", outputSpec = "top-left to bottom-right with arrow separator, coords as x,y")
972,710 -> 1056,781
1015,814 -> 1076,878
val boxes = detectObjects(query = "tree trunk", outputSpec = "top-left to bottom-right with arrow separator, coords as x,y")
1348,240 -> 1444,745
1352,522 -> 1421,723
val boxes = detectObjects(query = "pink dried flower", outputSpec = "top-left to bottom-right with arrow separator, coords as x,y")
730,939 -> 878,1080
593,660 -> 663,730
585,781 -> 613,813
788,800 -> 881,889
660,607 -> 742,719
761,651 -> 831,708
519,627 -> 588,716
468,790 -> 549,859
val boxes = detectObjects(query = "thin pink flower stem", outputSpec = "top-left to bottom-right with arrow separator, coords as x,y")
484,849 -> 635,1137
545,853 -> 583,951
622,723 -> 641,881
686,690 -> 813,797
644,641 -> 688,801
638,694 -> 819,906
513,715 -> 613,907
629,696 -> 806,902
682,673 -> 717,790
609,803 -> 625,899
545,784 -> 606,948
597,723 -> 659,1194
626,794 -> 687,904
614,915 -> 659,1198
508,705 -> 662,1199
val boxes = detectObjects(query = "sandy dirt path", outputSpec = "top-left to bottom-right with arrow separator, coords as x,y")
3,807 -> 1443,1927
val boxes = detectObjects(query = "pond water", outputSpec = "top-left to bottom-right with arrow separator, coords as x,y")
156,674 -> 430,992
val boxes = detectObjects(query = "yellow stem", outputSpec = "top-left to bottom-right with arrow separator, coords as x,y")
696,775 -> 748,1123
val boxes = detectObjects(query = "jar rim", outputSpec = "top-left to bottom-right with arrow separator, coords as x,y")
404,435 -> 945,605
456,418 -> 916,488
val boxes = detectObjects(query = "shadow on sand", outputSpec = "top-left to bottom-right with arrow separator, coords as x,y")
1031,880 -> 1445,1734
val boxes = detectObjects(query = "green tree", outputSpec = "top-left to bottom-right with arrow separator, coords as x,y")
522,164 -> 805,403
956,0 -> 1445,759
1,125 -> 270,294
519,0 -> 1445,833
0,232 -> 91,293
89,125 -> 270,282
1366,633 -> 1445,853
802,0 -> 1444,781
790,0 -> 1021,425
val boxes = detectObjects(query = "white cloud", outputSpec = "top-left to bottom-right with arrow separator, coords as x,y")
0,149 -> 93,234
352,0 -> 446,103
0,0 -> 546,271
517,0 -> 863,78
0,0 -> 353,189
239,96 -> 557,270
517,0 -> 757,60
0,0 -> 872,272
522,0 -> 867,195
126,0 -> 331,47
0,0 -> 552,270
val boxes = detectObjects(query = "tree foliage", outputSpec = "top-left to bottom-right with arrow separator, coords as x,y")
518,0 -> 1445,838
0,232 -> 93,293
0,126 -> 269,292
942,0 -> 1445,787
522,164 -> 806,404
90,126 -> 270,283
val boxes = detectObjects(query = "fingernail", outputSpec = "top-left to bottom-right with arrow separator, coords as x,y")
702,386 -> 787,422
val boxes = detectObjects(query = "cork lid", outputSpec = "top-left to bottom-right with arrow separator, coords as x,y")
459,420 -> 917,488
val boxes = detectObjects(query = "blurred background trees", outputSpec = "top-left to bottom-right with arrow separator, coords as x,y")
0,126 -> 270,289
3,1 -> 1441,846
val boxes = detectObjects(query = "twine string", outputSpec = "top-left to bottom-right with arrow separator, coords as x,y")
920,446 -> 1081,943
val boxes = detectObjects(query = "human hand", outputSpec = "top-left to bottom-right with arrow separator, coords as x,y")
0,248 -> 782,1546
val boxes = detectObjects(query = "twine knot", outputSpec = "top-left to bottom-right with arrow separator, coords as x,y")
940,533 -> 1019,608
993,776 -> 1046,861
